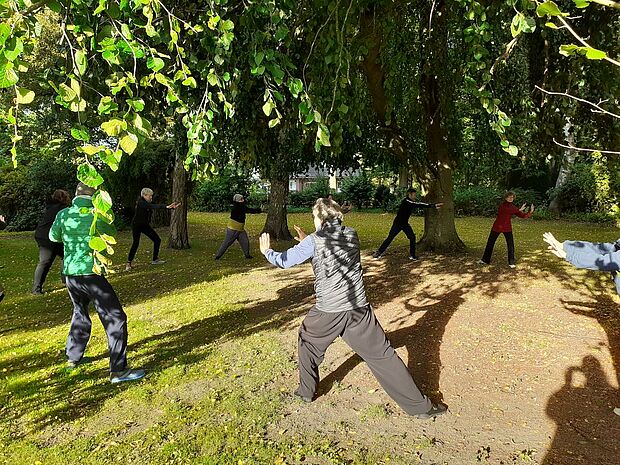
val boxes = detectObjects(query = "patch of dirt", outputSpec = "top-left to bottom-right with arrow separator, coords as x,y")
267,251 -> 620,465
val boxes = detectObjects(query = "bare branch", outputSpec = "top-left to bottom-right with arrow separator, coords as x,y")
536,85 -> 620,119
556,15 -> 620,67
553,138 -> 620,155
591,0 -> 620,11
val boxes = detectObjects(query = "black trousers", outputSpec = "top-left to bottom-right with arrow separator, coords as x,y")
297,305 -> 431,415
377,221 -> 416,258
481,230 -> 515,265
33,239 -> 64,293
65,275 -> 128,373
215,228 -> 250,258
128,224 -> 161,262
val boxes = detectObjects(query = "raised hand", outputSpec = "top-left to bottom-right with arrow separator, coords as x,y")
530,204 -> 535,213
259,233 -> 271,255
435,203 -> 444,209
293,225 -> 307,242
167,202 -> 181,209
520,203 -> 527,211
543,232 -> 566,259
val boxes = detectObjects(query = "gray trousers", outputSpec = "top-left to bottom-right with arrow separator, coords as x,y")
215,228 -> 250,258
297,305 -> 432,415
65,275 -> 128,373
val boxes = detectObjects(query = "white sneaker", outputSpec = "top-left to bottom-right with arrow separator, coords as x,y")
409,256 -> 419,262
508,264 -> 516,269
477,260 -> 489,265
125,263 -> 133,271
151,259 -> 166,265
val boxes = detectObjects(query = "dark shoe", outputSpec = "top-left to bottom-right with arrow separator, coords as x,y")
293,389 -> 313,403
214,256 -> 221,261
32,289 -> 44,295
477,259 -> 489,265
414,403 -> 447,420
110,368 -> 146,384
245,255 -> 253,259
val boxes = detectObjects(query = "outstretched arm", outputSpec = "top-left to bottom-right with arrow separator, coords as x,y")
544,232 -> 620,272
260,234 -> 314,269
245,206 -> 262,214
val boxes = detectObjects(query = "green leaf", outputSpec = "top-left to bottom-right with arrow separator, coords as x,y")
584,47 -> 607,60
536,1 -> 567,17
58,83 -> 77,102
288,78 -> 303,98
77,163 -> 104,188
4,37 -> 24,62
511,13 -> 524,38
338,104 -> 348,114
16,87 -> 35,104
573,0 -> 590,8
147,57 -> 165,72
119,132 -> 138,155
262,100 -> 274,117
182,77 -> 197,88
506,145 -> 519,156
101,118 -> 125,136
545,22 -> 559,29
100,149 -> 122,171
75,49 -> 87,76
77,145 -> 104,156
89,236 -> 107,252
221,19 -> 234,31
126,98 -> 145,111
0,24 -> 10,46
254,51 -> 264,66
207,73 -> 219,86
93,189 -> 113,213
0,62 -> 19,88
98,96 -> 118,115
268,118 -> 279,128
71,126 -> 90,141
317,124 -> 331,147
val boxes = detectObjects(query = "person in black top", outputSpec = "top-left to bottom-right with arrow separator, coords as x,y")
32,190 -> 72,294
214,193 -> 262,260
126,188 -> 180,271
373,188 -> 443,261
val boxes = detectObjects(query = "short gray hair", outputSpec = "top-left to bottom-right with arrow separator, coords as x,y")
233,193 -> 244,202
141,188 -> 153,197
75,182 -> 95,197
312,197 -> 343,223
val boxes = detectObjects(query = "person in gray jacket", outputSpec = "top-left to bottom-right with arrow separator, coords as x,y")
259,197 -> 446,419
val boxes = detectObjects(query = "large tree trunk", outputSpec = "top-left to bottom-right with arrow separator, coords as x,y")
548,119 -> 576,214
262,172 -> 293,241
168,122 -> 190,249
418,1 -> 464,252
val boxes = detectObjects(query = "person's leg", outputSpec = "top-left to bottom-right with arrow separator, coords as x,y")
87,275 -> 128,373
33,241 -> 55,293
65,276 -> 94,364
55,242 -> 66,285
237,230 -> 251,258
481,230 -> 500,264
504,232 -> 516,265
141,225 -> 161,261
341,306 -> 432,415
127,226 -> 142,263
297,307 -> 347,399
375,221 -> 403,257
402,223 -> 417,258
215,229 -> 240,259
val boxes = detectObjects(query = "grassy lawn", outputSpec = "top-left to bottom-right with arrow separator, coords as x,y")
0,212 -> 618,464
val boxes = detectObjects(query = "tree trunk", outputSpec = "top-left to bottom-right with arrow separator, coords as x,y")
417,1 -> 464,253
398,165 -> 410,188
262,173 -> 293,241
168,123 -> 190,249
548,119 -> 576,214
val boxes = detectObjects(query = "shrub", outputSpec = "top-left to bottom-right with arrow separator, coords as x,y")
453,187 -> 543,217
288,177 -> 330,208
340,173 -> 374,209
191,168 -> 253,212
0,157 -> 77,231
374,184 -> 395,210
548,163 -> 597,213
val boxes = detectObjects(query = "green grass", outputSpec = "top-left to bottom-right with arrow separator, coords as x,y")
0,212 -> 617,464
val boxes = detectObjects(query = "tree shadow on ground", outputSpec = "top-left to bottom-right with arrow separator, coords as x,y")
0,267 -> 314,436
541,355 -> 619,465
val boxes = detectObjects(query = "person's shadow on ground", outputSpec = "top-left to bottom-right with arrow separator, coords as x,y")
542,355 -> 619,465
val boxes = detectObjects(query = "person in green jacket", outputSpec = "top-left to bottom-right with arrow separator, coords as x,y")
50,183 -> 144,384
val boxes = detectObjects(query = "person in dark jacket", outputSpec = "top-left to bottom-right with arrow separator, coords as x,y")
479,191 -> 535,268
32,189 -> 72,294
259,198 -> 446,419
214,193 -> 262,260
126,188 -> 180,271
373,188 -> 443,261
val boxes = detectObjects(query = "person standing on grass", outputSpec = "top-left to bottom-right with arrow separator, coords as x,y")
126,188 -> 180,271
49,183 -> 144,384
32,189 -> 72,295
214,193 -> 262,260
259,197 -> 446,419
479,191 -> 535,268
373,188 -> 443,261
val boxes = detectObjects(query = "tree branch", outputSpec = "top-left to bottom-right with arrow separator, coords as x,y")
536,85 -> 620,119
556,15 -> 620,67
553,138 -> 620,155
591,0 -> 620,11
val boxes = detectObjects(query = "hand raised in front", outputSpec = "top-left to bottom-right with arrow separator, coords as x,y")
259,233 -> 271,255
293,225 -> 307,242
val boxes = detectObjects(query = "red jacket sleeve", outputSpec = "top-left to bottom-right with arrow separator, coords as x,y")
510,204 -> 532,219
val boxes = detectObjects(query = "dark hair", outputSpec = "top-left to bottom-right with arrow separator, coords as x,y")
406,188 -> 416,195
503,191 -> 515,200
52,189 -> 71,206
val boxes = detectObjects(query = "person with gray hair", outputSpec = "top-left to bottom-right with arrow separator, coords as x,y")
49,182 -> 144,383
126,188 -> 180,271
258,197 -> 446,419
214,193 -> 262,260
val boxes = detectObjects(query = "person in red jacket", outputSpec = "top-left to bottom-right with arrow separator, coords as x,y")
479,191 -> 535,268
